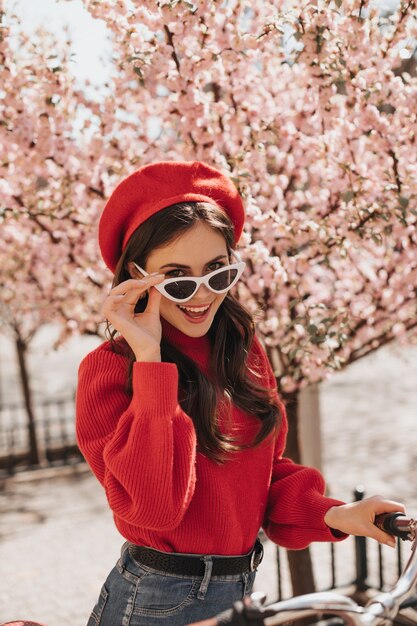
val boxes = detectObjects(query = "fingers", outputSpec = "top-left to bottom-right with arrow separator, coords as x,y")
369,527 -> 397,548
325,496 -> 407,549
363,496 -> 406,548
146,284 -> 162,315
106,275 -> 164,306
101,275 -> 165,321
372,497 -> 406,548
371,497 -> 406,516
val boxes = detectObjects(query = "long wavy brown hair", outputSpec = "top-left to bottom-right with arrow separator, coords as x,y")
107,201 -> 282,462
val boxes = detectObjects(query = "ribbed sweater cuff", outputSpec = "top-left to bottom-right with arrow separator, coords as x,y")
311,494 -> 348,540
132,362 -> 179,413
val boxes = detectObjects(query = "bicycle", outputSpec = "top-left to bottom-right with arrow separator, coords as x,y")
189,513 -> 417,626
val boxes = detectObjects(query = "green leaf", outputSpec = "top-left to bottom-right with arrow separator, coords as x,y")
335,0 -> 343,7
335,80 -> 347,94
133,67 -> 145,86
310,334 -> 326,345
307,324 -> 318,335
342,190 -> 354,203
184,0 -> 197,12
399,196 -> 409,209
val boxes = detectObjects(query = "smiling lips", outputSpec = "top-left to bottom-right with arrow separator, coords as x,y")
178,304 -> 211,313
177,303 -> 212,320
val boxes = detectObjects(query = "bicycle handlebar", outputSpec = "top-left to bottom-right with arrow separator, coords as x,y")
374,512 -> 416,541
188,513 -> 416,626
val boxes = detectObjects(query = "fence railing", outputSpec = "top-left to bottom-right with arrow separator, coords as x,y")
0,396 -> 83,475
271,487 -> 413,602
273,529 -> 410,602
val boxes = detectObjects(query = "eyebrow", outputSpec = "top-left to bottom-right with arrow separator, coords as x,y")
159,255 -> 228,270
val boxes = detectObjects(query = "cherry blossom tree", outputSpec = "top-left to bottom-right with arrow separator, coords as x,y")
2,0 -> 417,593
0,4 -> 109,462
82,0 -> 417,381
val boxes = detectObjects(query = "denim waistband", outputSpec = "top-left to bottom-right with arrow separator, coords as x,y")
127,538 -> 264,577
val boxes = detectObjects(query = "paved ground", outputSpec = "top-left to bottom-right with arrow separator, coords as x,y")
0,339 -> 416,625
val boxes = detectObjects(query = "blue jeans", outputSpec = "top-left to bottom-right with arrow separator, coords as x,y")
87,542 -> 257,626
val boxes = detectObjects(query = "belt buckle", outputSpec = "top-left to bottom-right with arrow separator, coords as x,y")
250,541 -> 264,572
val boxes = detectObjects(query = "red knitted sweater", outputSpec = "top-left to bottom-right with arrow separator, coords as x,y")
76,319 -> 346,555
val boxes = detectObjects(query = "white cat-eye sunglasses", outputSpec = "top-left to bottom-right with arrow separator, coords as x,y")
133,252 -> 245,304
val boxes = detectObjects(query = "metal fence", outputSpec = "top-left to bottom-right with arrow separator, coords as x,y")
273,531 -> 411,602
271,488 -> 416,602
0,396 -> 83,475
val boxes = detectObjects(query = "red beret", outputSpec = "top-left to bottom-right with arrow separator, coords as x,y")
98,161 -> 245,272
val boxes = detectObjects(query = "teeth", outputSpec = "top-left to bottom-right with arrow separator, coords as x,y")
178,304 -> 210,313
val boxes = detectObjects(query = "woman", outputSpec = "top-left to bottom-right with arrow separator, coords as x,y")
76,161 -> 404,626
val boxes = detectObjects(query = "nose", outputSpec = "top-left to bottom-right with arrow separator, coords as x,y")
192,283 -> 212,300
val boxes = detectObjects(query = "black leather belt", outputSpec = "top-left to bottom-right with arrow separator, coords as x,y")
128,538 -> 263,576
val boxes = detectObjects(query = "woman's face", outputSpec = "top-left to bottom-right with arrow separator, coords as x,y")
141,221 -> 230,337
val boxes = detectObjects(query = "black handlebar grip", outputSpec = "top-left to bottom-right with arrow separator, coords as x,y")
374,512 -> 413,540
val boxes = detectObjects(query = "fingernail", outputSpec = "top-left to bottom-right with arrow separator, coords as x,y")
149,272 -> 163,276
388,539 -> 396,548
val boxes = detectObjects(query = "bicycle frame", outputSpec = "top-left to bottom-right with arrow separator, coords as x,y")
254,535 -> 417,625
250,591 -> 366,626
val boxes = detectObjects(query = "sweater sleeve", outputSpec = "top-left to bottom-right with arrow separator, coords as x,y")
251,338 -> 348,550
75,344 -> 197,531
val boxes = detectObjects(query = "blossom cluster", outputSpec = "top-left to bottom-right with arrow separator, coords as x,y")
2,0 -> 416,389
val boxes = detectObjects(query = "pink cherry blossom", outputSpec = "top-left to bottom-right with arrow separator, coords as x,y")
1,0 -> 416,394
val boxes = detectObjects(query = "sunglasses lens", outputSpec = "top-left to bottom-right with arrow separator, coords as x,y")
208,268 -> 238,292
164,280 -> 197,301
162,266 -> 242,301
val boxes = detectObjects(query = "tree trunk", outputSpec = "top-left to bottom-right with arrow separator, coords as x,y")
15,335 -> 42,466
281,389 -> 316,596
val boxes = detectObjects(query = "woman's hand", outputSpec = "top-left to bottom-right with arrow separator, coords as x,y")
324,495 -> 406,548
102,274 -> 165,362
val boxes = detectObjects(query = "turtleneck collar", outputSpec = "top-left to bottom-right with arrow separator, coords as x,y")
161,316 -> 211,356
